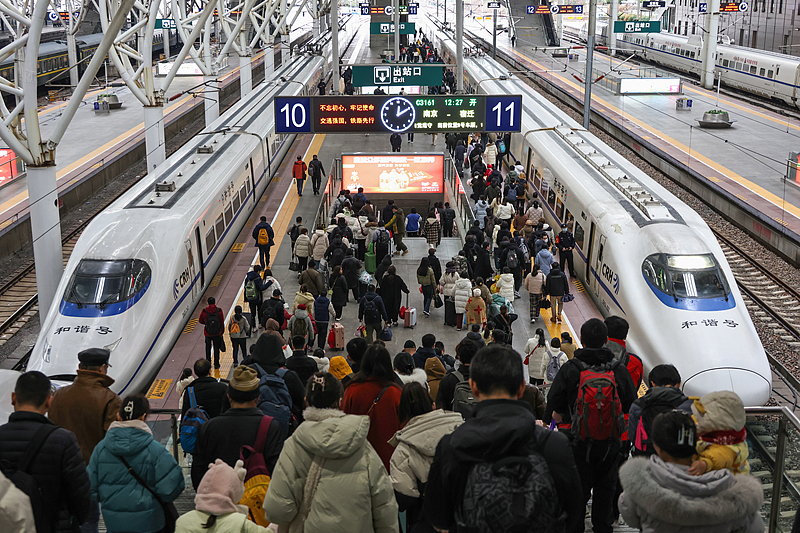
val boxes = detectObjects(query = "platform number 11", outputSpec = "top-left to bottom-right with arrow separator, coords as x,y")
492,101 -> 515,128
486,96 -> 521,131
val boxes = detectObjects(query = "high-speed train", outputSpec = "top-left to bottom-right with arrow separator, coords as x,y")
563,20 -> 800,107
26,21 -> 359,395
428,17 -> 772,405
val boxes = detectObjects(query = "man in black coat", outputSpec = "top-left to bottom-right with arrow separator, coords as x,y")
341,248 -> 362,302
192,365 -> 284,489
390,133 -> 402,152
441,202 -> 456,237
0,371 -> 91,533
545,262 -> 569,322
285,336 -> 319,386
466,220 -> 484,246
381,200 -> 395,226
260,289 -> 287,332
308,154 -> 325,195
546,318 -> 637,533
427,248 -> 442,283
181,359 -> 228,419
426,345 -> 583,533
474,241 -> 494,282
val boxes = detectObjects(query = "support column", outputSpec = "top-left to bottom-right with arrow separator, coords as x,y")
280,0 -> 290,63
313,17 -> 320,37
700,0 -> 719,89
67,32 -> 79,88
164,29 -> 171,59
240,54 -> 253,96
332,0 -> 340,94
608,0 -> 618,56
583,0 -> 597,129
456,0 -> 463,92
27,165 -> 62,317
492,8 -> 497,59
265,37 -> 275,78
204,76 -> 219,125
143,105 -> 166,170
393,0 -> 400,61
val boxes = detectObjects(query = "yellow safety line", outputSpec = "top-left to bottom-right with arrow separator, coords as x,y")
507,47 -> 800,222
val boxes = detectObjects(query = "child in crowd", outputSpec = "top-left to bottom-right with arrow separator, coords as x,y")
175,368 -> 194,412
689,390 -> 750,475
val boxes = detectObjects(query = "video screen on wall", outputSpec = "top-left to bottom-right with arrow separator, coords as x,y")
341,153 -> 444,194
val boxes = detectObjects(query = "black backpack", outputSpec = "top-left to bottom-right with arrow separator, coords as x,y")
457,432 -> 564,533
633,391 -> 690,456
363,296 -> 380,323
290,224 -> 301,243
378,229 -> 391,245
506,249 -> 520,270
261,302 -> 280,325
331,246 -> 345,266
0,424 -> 59,533
205,311 -> 223,336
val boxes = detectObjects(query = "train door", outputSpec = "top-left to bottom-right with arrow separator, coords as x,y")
194,227 -> 206,290
249,158 -> 256,204
793,65 -> 800,103
183,238 -> 201,301
591,231 -> 606,299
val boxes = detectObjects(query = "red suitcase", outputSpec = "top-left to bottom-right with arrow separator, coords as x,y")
328,322 -> 345,350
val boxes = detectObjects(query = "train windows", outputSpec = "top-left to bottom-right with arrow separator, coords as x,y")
642,253 -> 730,300
555,198 -> 564,220
64,259 -> 151,306
239,184 -> 247,205
215,214 -> 225,241
547,188 -> 556,210
533,171 -> 541,192
574,223 -> 585,249
767,69 -> 774,78
750,65 -> 756,74
735,62 -> 743,71
233,193 -> 241,213
723,59 -> 729,67
224,203 -> 233,226
206,228 -> 216,252
760,68 -> 766,76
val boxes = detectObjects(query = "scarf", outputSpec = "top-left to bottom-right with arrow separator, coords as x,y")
701,428 -> 747,445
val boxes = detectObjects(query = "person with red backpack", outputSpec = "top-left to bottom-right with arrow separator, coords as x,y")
199,297 -> 225,369
546,318 -> 636,533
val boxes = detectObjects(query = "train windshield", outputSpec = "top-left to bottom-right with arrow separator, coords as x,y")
64,259 -> 151,306
642,253 -> 729,299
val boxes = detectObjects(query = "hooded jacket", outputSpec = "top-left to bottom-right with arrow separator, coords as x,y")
628,386 -> 693,452
310,230 -> 329,261
545,266 -> 568,297
287,309 -> 315,347
249,333 -> 306,414
423,400 -> 583,533
0,470 -> 34,533
535,248 -> 555,276
525,270 -> 546,295
422,217 -> 441,247
396,368 -> 429,389
453,278 -> 473,314
425,357 -> 447,401
692,391 -> 750,475
495,272 -> 515,302
263,408 -> 398,532
292,291 -> 316,317
294,233 -> 312,258
494,201 -> 514,221
525,339 -> 548,381
618,456 -> 764,533
199,304 -> 225,337
88,421 -> 184,533
375,256 -> 393,287
180,376 -> 228,420
439,270 -> 459,298
484,144 -> 497,164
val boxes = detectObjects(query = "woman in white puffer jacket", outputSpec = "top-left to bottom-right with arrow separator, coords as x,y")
495,267 -> 516,302
453,275 -> 473,332
438,263 -> 460,298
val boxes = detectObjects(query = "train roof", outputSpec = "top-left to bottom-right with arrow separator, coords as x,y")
76,33 -> 105,47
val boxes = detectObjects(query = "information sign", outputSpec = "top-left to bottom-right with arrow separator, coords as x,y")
549,5 -> 584,13
530,5 -> 552,13
362,4 -> 419,15
699,2 -> 707,10
612,20 -> 661,33
274,95 -> 523,134
370,22 -> 416,34
720,1 -> 748,10
342,154 -> 444,194
642,0 -> 666,7
488,1 -> 502,8
353,65 -> 443,87
155,18 -> 176,29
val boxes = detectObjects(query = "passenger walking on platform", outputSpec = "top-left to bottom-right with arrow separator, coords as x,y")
265,372 -> 399,532
260,289 -> 287,333
298,261 -> 325,298
243,265 -> 267,330
428,247 -> 442,283
0,371 -> 92,533
453,273 -> 473,332
390,132 -> 402,152
191,366 -> 285,489
342,248 -> 362,302
618,411 -> 764,533
293,227 -> 312,272
292,155 -> 307,196
285,335 -> 318,385
542,338 -> 568,385
422,209 -> 441,249
330,265 -> 349,320
325,236 -> 349,269
252,216 -> 274,269
406,207 -> 422,237
525,265 -> 546,323
605,315 -> 644,391
390,382 -> 463,532
288,304 -> 315,350
175,368 -> 194,413
394,353 -> 428,390
556,223 -> 577,277
291,286 -> 316,318
535,244 -> 555,276
525,329 -> 548,385
180,359 -> 228,420
88,395 -> 184,533
229,306 -> 250,366
358,284 -> 389,343
308,154 -> 325,195
199,297 -> 225,369
424,345 -> 584,533
417,257 -> 437,316
379,265 -> 410,326
342,345 -> 402,471
545,262 -> 568,323
286,216 -> 304,255
313,293 -> 335,350
560,332 -> 576,359
384,204 -> 409,256
354,211 -> 370,260
442,202 -> 456,237
310,225 -> 329,264
0,469 -> 35,533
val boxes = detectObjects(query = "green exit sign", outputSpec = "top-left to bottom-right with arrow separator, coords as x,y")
155,18 -> 176,29
352,64 -> 443,87
613,20 -> 661,33
370,22 -> 416,34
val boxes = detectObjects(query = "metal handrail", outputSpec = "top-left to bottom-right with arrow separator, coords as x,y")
151,408 -> 181,461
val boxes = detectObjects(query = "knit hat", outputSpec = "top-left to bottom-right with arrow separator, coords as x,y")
328,356 -> 353,381
473,288 -> 482,297
298,304 -> 307,310
230,365 -> 259,392
691,390 -> 746,433
195,459 -> 247,516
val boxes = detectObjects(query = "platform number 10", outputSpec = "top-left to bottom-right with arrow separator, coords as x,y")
275,97 -> 311,133
280,102 -> 306,129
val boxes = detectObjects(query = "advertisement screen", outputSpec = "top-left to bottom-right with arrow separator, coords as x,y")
342,153 -> 444,194
619,77 -> 682,94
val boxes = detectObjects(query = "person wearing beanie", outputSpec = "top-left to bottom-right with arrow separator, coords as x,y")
191,366 -> 285,490
176,459 -> 269,532
328,356 -> 353,381
689,390 -> 750,475
618,411 -> 764,533
264,372 -> 398,532
88,395 -> 184,533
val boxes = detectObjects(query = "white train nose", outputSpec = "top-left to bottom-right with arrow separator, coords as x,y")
683,368 -> 772,407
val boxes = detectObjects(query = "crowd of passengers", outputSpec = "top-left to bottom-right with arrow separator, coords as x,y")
0,313 -> 769,533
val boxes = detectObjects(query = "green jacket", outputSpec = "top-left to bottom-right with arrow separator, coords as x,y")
417,267 -> 437,288
384,208 -> 406,236
263,408 -> 398,532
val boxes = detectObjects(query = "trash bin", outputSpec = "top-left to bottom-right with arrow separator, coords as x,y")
676,97 -> 693,111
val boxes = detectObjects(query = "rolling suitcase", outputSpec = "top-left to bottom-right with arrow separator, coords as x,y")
328,322 -> 345,350
365,242 -> 377,274
444,298 -> 457,327
404,294 -> 417,328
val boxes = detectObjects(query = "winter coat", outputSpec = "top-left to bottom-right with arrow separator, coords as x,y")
0,412 -> 90,533
292,291 -> 316,317
541,348 -> 568,383
422,217 -> 441,247
484,144 -> 497,165
525,205 -> 544,223
561,341 -> 577,360
396,368 -> 429,390
313,296 -> 335,324
0,470 -> 35,533
176,512 -> 266,533
425,358 -> 447,402
180,376 -> 228,419
465,297 -> 486,325
525,339 -> 548,380
49,370 -> 122,466
525,271 -> 546,295
385,208 -> 407,236
298,268 -> 325,297
263,408 -> 398,533
343,379 -> 403,471
628,387 -> 693,448
359,291 -> 389,325
406,213 -> 422,233
453,278 -> 473,314
88,421 -> 184,533
175,376 -> 194,413
330,273 -> 349,307
261,276 -> 282,301
355,216 -> 370,241
287,309 -> 315,347
439,271 -> 459,298
495,272 -> 515,301
454,144 -> 466,164
473,201 -> 489,229
342,256 -> 362,290
228,313 -> 251,339
417,267 -> 436,288
494,201 -> 514,221
286,350 -> 319,386
390,410 -> 463,502
294,233 -> 312,258
310,230 -> 329,261
535,248 -> 555,276
379,274 -> 410,315
545,266 -> 569,297
618,456 -> 764,533
375,256 -> 393,287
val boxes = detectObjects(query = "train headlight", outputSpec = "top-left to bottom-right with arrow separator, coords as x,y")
42,338 -> 52,363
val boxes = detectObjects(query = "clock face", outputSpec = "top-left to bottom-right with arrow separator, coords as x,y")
380,97 -> 416,133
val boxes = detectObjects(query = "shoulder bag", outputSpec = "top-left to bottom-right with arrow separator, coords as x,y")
116,455 -> 178,533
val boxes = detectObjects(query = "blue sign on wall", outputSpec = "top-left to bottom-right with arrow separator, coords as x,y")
699,2 -> 707,11
275,97 -> 312,133
485,96 -> 522,132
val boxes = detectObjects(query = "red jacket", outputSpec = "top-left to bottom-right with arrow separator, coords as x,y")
199,305 -> 224,337
342,378 -> 402,471
292,160 -> 307,181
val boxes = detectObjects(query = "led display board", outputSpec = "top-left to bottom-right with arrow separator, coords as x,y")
619,77 -> 682,94
342,154 -> 444,194
274,95 -> 522,134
